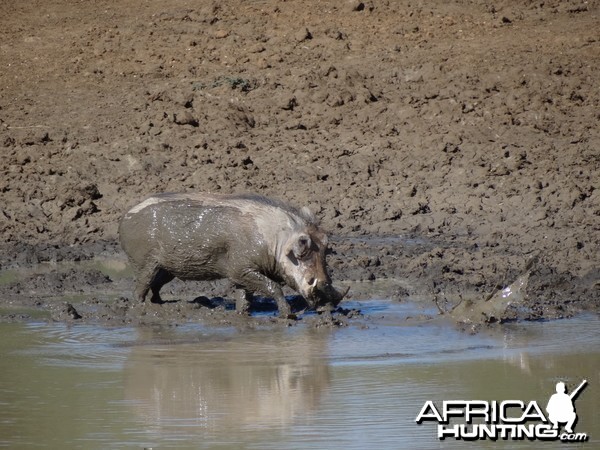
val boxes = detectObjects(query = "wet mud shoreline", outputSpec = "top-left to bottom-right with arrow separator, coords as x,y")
0,232 -> 597,329
1,0 -> 598,327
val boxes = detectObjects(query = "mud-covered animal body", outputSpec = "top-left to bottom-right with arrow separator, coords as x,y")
119,193 -> 344,317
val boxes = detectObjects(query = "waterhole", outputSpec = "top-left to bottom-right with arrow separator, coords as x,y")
0,300 -> 598,449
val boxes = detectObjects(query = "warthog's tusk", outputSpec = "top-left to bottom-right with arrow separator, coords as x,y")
336,285 -> 350,301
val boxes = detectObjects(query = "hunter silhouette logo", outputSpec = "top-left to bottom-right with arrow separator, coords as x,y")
546,380 -> 586,434
416,379 -> 589,442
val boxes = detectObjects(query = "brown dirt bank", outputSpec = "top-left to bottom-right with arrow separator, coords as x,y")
1,0 -> 598,325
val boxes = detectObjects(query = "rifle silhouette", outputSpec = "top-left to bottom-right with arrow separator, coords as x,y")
569,380 -> 587,400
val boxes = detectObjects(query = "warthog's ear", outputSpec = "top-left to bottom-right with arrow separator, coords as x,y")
288,233 -> 312,262
300,206 -> 319,225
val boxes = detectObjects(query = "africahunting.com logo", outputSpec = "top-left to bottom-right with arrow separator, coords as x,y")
416,380 -> 588,442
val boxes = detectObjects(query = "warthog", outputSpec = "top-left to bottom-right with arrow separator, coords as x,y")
119,193 -> 346,317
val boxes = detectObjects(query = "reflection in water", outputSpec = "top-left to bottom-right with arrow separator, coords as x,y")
123,328 -> 331,435
0,302 -> 598,449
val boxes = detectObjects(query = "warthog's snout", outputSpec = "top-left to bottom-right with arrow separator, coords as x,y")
308,282 -> 349,310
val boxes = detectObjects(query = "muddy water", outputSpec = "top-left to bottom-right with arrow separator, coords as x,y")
0,301 -> 598,449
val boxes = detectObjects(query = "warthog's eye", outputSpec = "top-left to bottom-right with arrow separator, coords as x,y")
294,234 -> 312,259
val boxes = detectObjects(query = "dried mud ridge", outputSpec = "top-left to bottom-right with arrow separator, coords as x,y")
1,0 -> 599,327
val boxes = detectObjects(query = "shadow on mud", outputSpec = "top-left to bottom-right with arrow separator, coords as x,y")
185,295 -> 310,314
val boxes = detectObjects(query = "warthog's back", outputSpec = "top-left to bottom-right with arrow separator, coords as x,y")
119,193 -> 317,272
124,192 -> 315,227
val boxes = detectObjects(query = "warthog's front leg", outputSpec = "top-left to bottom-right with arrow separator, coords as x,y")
231,270 -> 292,318
234,288 -> 252,315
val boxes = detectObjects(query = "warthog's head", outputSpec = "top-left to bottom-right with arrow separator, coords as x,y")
281,228 -> 347,310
